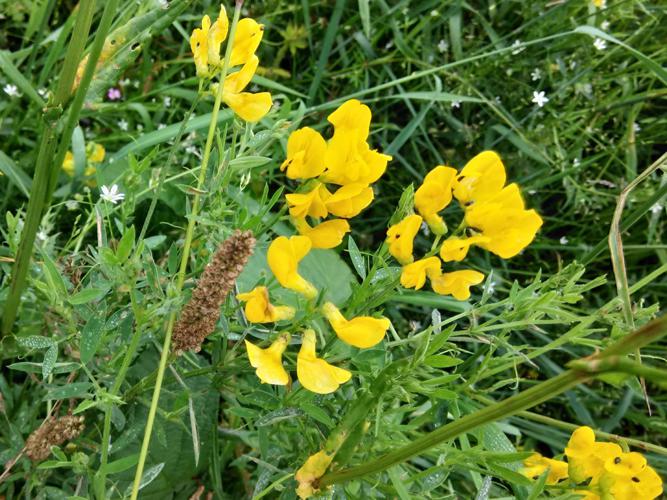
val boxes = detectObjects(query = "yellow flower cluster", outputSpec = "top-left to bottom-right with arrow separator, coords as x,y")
521,426 -> 663,499
190,5 -> 272,122
240,235 -> 390,394
386,151 -> 543,300
61,142 -> 105,185
240,100 -> 394,394
282,99 -> 392,249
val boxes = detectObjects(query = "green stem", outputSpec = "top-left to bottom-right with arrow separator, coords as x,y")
129,5 -> 242,498
318,316 -> 667,487
2,0 -> 96,335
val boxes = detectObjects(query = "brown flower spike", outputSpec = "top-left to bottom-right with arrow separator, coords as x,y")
172,230 -> 256,354
25,414 -> 85,462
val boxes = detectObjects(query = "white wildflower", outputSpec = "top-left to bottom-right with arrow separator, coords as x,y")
3,84 -> 20,97
118,119 -> 129,131
163,96 -> 171,107
511,40 -> 524,55
437,39 -> 448,53
38,88 -> 48,98
601,20 -> 610,30
65,200 -> 79,210
650,203 -> 663,215
559,236 -> 569,245
158,123 -> 166,130
531,68 -> 542,81
593,38 -> 607,51
451,100 -> 461,109
633,122 -> 640,133
37,230 -> 48,242
100,184 -> 125,204
531,90 -> 549,108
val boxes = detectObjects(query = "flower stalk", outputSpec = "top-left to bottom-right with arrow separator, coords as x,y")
129,4 -> 244,499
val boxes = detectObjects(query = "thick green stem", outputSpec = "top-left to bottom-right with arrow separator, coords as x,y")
129,5 -> 243,498
2,0 -> 96,335
318,316 -> 667,487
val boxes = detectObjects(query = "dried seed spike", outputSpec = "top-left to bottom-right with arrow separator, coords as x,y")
25,414 -> 85,462
172,230 -> 256,355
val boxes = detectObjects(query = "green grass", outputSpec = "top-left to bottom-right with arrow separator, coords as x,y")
0,0 -> 666,498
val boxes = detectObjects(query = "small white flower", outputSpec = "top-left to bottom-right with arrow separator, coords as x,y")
511,40 -> 525,55
573,158 -> 581,167
430,10 -> 438,17
650,203 -> 663,215
158,123 -> 166,130
163,96 -> 172,107
633,122 -> 641,133
65,200 -> 79,210
437,39 -> 448,53
137,124 -> 144,132
570,60 -> 578,70
593,38 -> 607,51
528,189 -> 537,195
601,20 -> 610,30
409,320 -> 422,332
559,236 -> 569,245
100,184 -> 125,204
38,88 -> 48,98
3,84 -> 20,97
185,145 -> 199,156
531,90 -> 549,108
531,68 -> 542,81
118,119 -> 129,131
451,100 -> 461,109
486,281 -> 496,295
37,230 -> 48,242
494,96 -> 502,104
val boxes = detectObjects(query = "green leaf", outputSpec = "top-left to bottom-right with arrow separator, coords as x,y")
44,382 -> 92,400
301,402 -> 335,428
40,252 -> 69,299
8,361 -> 79,374
116,225 -> 136,262
347,236 -> 366,279
80,313 -> 106,364
424,355 -> 463,368
0,150 -> 32,197
16,335 -> 54,350
42,344 -> 58,380
103,454 -> 139,474
69,287 -> 109,305
228,156 -> 272,170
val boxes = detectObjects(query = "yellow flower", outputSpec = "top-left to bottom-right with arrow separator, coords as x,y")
267,235 -> 317,298
322,132 -> 391,186
453,151 -> 506,205
236,286 -> 295,323
602,462 -> 663,500
322,302 -> 390,348
285,184 -> 331,219
414,165 -> 457,234
565,426 -> 623,484
464,183 -> 543,259
229,18 -> 264,67
221,55 -> 272,122
280,127 -> 328,180
190,15 -> 211,77
431,270 -> 484,300
327,99 -> 372,140
439,235 -> 490,262
244,332 -> 290,385
297,329 -> 351,394
400,256 -> 441,290
207,5 -> 229,67
325,183 -> 374,218
62,142 -> 105,180
295,450 -> 334,499
294,218 -> 350,249
521,453 -> 569,485
386,214 -> 422,265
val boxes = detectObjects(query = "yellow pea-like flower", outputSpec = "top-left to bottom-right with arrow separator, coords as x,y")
602,460 -> 663,500
453,151 -> 506,205
431,269 -> 484,300
285,184 -> 331,219
267,235 -> 317,298
322,302 -> 390,348
244,332 -> 290,385
281,127 -> 327,180
296,329 -> 351,394
236,286 -> 295,323
414,165 -> 457,235
464,184 -> 543,259
229,18 -> 264,67
325,183 -> 374,218
88,143 -> 105,163
190,15 -> 211,77
294,218 -> 350,249
62,143 -> 105,181
295,450 -> 334,499
400,256 -> 441,290
565,426 -> 623,484
218,55 -> 272,122
327,98 -> 372,140
207,5 -> 229,66
439,235 -> 490,262
521,453 -> 569,485
386,214 -> 422,265
322,131 -> 391,186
